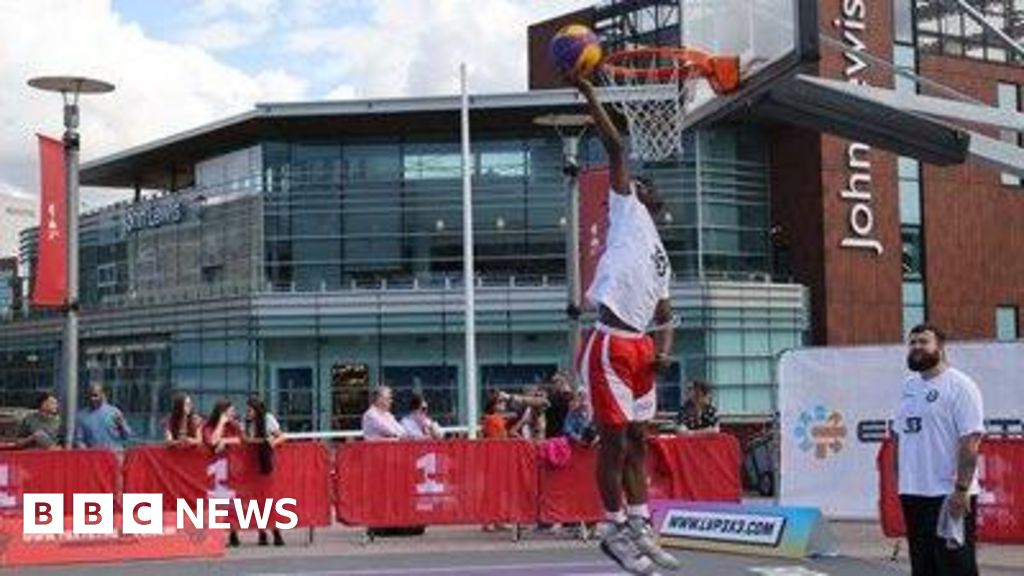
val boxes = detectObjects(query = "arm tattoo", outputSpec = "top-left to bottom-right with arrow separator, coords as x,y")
956,435 -> 981,486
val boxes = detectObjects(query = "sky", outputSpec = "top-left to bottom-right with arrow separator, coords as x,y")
0,0 -> 590,209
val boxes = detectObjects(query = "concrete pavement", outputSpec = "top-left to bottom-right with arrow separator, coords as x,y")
4,521 -> 1022,575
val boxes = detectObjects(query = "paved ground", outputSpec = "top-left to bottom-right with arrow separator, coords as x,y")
5,522 -> 1023,575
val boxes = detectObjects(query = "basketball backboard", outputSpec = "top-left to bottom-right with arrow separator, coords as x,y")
678,0 -> 819,131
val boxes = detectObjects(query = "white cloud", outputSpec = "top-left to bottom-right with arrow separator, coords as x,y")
196,0 -> 280,20
324,84 -> 357,101
287,0 -> 592,99
183,19 -> 261,51
182,0 -> 280,52
0,0 -> 309,206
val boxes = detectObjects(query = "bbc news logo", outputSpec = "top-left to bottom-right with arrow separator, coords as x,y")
22,494 -> 298,535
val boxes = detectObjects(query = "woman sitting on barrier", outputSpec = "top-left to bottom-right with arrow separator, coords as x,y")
245,395 -> 286,547
164,393 -> 202,447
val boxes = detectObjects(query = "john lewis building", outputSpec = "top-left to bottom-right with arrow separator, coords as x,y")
0,91 -> 808,437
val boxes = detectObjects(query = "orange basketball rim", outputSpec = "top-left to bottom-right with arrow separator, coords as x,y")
602,46 -> 741,94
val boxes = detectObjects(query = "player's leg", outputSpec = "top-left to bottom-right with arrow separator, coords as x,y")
621,340 -> 679,570
584,329 -> 655,575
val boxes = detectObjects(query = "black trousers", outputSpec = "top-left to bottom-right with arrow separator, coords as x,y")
900,495 -> 978,576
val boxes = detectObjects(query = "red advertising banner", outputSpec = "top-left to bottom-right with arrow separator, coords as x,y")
0,449 -> 118,517
123,442 -> 331,529
538,435 -> 743,524
0,514 -> 224,567
335,440 -> 538,527
32,135 -> 67,308
579,166 -> 610,300
878,438 -> 1024,543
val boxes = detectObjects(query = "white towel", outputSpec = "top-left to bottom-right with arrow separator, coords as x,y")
937,495 -> 965,548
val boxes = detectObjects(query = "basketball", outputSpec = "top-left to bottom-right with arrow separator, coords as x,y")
550,24 -> 602,79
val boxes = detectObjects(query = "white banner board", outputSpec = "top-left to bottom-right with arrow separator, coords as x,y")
778,342 -> 1024,519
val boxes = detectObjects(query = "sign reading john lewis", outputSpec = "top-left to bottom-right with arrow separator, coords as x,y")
123,201 -> 185,235
834,0 -> 883,256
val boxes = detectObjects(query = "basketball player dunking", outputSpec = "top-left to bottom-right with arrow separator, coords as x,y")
570,75 -> 680,575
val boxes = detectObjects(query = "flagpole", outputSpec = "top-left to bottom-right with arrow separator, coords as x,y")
460,63 -> 479,439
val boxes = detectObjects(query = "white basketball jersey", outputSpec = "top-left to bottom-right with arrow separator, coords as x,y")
585,187 -> 671,331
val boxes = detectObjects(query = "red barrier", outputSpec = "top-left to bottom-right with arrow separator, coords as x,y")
538,443 -> 603,523
124,442 -> 331,528
878,438 -> 1024,543
648,434 -> 743,502
0,449 -> 119,516
538,434 -> 743,524
0,513 -> 224,567
335,439 -> 538,527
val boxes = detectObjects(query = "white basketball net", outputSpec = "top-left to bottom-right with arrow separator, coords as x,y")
600,53 -> 702,162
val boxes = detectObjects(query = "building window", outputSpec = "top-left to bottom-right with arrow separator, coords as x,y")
895,0 -> 915,45
915,1 -> 1024,64
901,226 -> 925,280
998,82 -> 1021,186
903,281 -> 927,336
996,306 -> 1019,340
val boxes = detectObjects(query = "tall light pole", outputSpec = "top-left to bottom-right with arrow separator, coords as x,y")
28,76 -> 114,446
534,114 -> 591,382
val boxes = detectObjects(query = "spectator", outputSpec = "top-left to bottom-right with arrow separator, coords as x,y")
676,380 -> 720,433
545,372 -> 574,439
563,389 -> 597,446
510,386 -> 547,441
245,395 -> 286,547
361,386 -> 406,441
481,392 -> 509,439
165,393 -> 202,446
16,391 -> 63,449
203,398 -> 244,547
400,392 -> 443,440
203,398 -> 244,454
75,384 -> 132,449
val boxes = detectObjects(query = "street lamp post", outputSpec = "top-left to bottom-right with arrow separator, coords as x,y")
533,114 -> 591,382
28,76 -> 114,447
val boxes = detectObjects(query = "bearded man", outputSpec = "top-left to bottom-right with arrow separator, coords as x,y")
893,323 -> 985,576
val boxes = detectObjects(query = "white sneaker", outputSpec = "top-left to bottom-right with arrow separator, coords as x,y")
627,516 -> 681,571
599,522 -> 658,575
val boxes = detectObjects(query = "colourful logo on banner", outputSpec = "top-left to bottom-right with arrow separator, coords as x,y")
794,405 -> 847,460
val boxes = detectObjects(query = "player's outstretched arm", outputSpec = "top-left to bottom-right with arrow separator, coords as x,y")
572,76 -> 630,195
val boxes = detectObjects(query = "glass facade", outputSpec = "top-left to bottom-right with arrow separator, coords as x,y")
998,82 -> 1022,186
1,108 -> 804,437
894,27 -> 929,337
996,306 -> 1019,340
0,272 -> 13,320
263,127 -> 771,290
915,0 -> 1024,64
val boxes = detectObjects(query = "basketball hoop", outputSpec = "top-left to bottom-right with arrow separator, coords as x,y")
600,46 -> 741,161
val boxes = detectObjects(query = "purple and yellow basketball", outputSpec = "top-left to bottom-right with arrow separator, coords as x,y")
550,24 -> 602,79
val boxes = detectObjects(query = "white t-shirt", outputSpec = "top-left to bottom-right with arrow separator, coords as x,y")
585,188 -> 671,331
893,367 -> 985,497
400,413 -> 442,439
265,413 -> 281,436
361,406 -> 407,441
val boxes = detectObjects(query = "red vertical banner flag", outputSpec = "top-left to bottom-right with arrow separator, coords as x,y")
578,166 -> 610,302
32,134 -> 67,308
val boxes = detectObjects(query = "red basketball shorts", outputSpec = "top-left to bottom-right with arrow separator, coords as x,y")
579,323 -> 656,428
